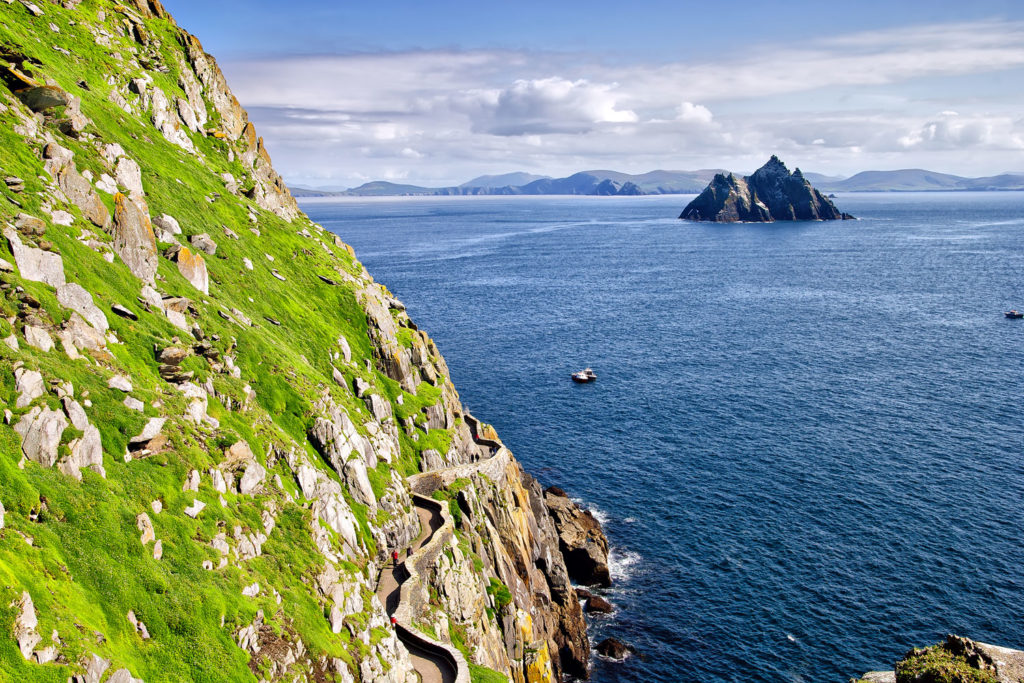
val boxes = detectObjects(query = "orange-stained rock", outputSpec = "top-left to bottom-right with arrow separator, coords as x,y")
171,245 -> 208,294
112,193 -> 157,283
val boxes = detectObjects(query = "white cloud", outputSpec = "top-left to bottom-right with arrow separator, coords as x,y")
459,77 -> 637,135
219,20 -> 1024,185
676,102 -> 714,125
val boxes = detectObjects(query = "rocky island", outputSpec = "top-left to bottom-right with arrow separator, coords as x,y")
0,2 -> 614,682
680,155 -> 854,222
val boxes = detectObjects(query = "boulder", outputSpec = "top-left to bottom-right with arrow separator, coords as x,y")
23,326 -> 53,352
13,592 -> 40,660
60,397 -> 104,479
184,499 -> 205,518
152,213 -> 181,235
111,304 -> 139,321
14,213 -> 46,235
596,637 -> 635,661
189,233 -> 217,255
680,156 -> 853,222
108,375 -> 133,392
585,595 -> 613,613
156,346 -> 190,365
16,85 -> 71,112
129,417 -> 167,454
56,283 -> 108,332
14,367 -> 45,408
165,244 -> 208,294
3,226 -> 65,287
544,487 -> 611,587
112,193 -> 158,283
15,406 -> 68,468
136,513 -> 155,544
114,156 -> 145,200
43,143 -> 110,228
238,460 -> 267,495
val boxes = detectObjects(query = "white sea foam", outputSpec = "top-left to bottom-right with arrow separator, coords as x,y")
572,497 -> 609,526
608,548 -> 641,581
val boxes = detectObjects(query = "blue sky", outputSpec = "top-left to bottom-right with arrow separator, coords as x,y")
164,0 -> 1024,187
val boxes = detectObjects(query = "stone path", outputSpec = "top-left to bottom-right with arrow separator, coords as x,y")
375,498 -> 455,683
373,415 -> 501,683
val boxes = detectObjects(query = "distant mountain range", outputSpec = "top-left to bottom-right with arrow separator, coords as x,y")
290,168 -> 1024,197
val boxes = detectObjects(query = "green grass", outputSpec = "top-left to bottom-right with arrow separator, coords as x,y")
0,1 -> 481,680
895,644 -> 999,683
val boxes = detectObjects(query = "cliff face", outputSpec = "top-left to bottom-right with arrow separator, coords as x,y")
0,2 -> 593,682
680,155 -> 853,222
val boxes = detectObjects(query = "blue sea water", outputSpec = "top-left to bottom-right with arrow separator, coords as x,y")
302,193 -> 1024,683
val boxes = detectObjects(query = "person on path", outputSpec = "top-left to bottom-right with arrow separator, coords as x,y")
392,549 -> 399,566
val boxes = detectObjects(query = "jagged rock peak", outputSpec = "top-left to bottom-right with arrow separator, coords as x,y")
680,155 -> 854,223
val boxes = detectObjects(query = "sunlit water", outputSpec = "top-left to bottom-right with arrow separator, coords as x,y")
303,193 -> 1024,682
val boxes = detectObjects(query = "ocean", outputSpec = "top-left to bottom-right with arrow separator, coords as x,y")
302,193 -> 1024,682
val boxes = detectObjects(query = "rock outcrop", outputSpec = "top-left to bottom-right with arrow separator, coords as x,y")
855,635 -> 1024,683
544,486 -> 611,587
681,155 -> 854,222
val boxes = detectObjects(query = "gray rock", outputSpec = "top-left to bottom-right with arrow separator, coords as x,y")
111,304 -> 138,321
80,654 -> 111,683
680,156 -> 852,223
112,193 -> 158,283
3,226 -> 65,287
60,313 -> 107,357
14,213 -> 46,235
189,233 -> 217,255
238,460 -> 267,495
44,143 -> 109,228
60,398 -> 104,479
56,283 -> 109,332
130,417 -> 166,451
23,325 -> 53,352
353,377 -> 370,397
858,673 -> 895,683
14,367 -> 45,408
15,406 -> 68,468
108,375 -> 133,392
16,85 -> 70,112
545,487 -> 611,587
342,457 -> 376,509
152,213 -> 182,235
420,448 -> 444,471
123,396 -> 144,411
13,592 -> 40,660
106,668 -> 144,683
364,393 -> 392,422
184,499 -> 205,518
156,346 -> 190,365
136,513 -> 155,544
115,156 -> 144,200
338,335 -> 352,363
271,269 -> 286,281
0,257 -> 13,272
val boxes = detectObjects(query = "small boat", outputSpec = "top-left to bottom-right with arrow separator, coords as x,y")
572,368 -> 597,383
1006,310 -> 1024,319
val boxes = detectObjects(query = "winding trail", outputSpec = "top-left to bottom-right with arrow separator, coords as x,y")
375,449 -> 481,683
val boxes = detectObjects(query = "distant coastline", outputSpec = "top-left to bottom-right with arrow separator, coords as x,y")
291,168 -> 1024,197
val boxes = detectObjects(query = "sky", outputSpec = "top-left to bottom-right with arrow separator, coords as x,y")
162,0 -> 1024,188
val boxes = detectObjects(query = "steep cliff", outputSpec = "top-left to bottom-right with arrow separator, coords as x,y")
0,2 -> 595,681
680,155 -> 854,222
